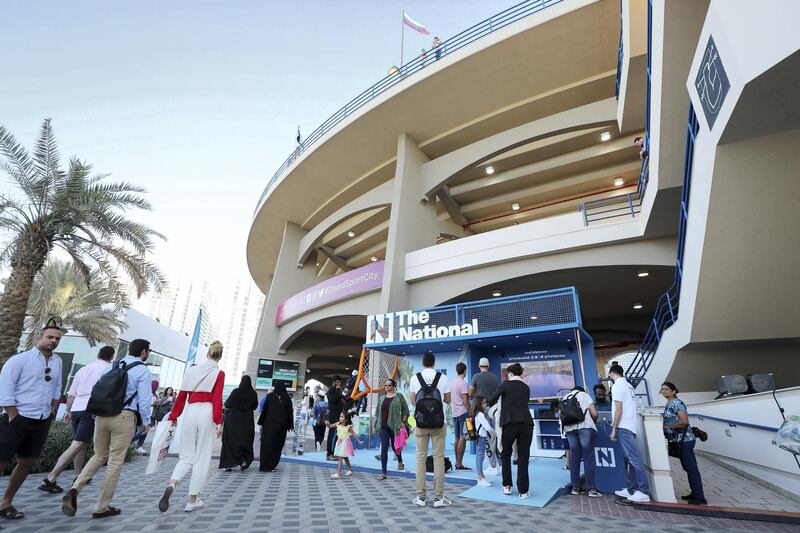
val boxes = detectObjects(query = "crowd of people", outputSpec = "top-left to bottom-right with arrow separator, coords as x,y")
0,320 -> 708,522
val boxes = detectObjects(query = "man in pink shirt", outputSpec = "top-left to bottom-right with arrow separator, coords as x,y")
451,362 -> 471,471
38,346 -> 115,494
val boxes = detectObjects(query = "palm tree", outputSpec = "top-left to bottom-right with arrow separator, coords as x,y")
0,119 -> 164,364
24,259 -> 127,349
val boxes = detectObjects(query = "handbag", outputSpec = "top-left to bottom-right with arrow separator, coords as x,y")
691,426 -> 708,442
667,428 -> 687,458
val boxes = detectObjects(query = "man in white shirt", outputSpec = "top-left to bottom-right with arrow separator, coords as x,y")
39,346 -> 115,493
609,363 -> 650,502
409,352 -> 450,508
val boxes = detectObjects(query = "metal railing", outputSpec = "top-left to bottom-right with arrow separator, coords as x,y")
627,106 -> 699,380
255,0 -> 566,213
581,157 -> 648,224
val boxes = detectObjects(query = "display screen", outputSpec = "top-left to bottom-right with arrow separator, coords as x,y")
502,359 -> 575,400
255,358 -> 299,391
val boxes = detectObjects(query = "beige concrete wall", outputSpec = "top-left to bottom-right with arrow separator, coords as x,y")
617,0 -> 648,133
691,128 -> 800,343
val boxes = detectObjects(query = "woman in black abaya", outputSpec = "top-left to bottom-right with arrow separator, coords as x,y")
257,382 -> 294,472
219,375 -> 259,471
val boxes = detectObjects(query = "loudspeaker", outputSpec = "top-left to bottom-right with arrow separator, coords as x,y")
746,373 -> 775,393
716,374 -> 748,396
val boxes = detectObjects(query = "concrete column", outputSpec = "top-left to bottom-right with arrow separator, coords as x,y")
245,221 -> 320,388
379,133 -> 464,313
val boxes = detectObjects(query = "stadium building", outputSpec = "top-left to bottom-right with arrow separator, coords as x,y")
245,0 -> 800,502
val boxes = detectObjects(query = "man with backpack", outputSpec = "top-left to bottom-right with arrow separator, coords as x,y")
62,339 -> 154,520
560,386 -> 600,497
408,352 -> 451,508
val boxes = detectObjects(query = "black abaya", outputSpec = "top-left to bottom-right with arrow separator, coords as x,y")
219,379 -> 259,469
258,385 -> 293,472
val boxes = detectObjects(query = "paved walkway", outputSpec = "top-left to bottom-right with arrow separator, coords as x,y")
0,455 -> 797,533
669,453 -> 800,513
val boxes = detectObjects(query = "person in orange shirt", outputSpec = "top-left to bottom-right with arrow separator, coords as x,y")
158,341 -> 225,513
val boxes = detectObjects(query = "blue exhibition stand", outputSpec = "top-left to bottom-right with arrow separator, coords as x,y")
592,412 -> 628,493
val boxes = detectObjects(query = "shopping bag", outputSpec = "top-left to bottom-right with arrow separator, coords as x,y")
773,415 -> 800,455
146,422 -> 175,475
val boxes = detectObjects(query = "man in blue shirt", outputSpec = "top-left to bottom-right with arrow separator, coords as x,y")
62,338 -> 153,520
0,319 -> 66,520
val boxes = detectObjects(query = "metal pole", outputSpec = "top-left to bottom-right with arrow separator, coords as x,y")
400,11 -> 405,72
575,328 -> 588,387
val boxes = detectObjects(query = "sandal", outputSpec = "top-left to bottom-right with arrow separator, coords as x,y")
0,505 -> 25,519
38,478 -> 64,494
377,474 -> 387,480
92,505 -> 121,519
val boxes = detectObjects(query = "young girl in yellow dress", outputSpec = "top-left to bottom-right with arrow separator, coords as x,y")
328,411 -> 357,479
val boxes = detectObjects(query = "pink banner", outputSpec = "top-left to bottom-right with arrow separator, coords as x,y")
275,261 -> 384,325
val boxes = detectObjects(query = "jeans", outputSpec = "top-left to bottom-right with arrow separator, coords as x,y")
313,425 -> 326,446
618,427 -> 650,494
475,436 -> 497,475
379,426 -> 402,475
131,426 -> 147,448
679,439 -> 705,500
500,422 -> 533,494
566,428 -> 596,489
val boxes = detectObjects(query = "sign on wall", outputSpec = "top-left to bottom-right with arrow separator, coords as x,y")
695,35 -> 730,129
276,261 -> 384,325
255,358 -> 300,391
366,309 -> 479,344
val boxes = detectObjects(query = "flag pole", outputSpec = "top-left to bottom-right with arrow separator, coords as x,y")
400,11 -> 405,72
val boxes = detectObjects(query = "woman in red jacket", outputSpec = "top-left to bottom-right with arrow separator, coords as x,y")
158,341 -> 225,513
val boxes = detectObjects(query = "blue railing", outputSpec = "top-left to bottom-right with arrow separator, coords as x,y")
255,0 -> 565,213
581,157 -> 649,224
627,105 -> 699,380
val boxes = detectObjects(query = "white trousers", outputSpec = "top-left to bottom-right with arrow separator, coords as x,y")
169,402 -> 215,496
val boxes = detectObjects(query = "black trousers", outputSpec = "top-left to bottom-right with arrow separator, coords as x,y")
313,424 -> 326,445
501,422 -> 533,494
326,425 -> 337,456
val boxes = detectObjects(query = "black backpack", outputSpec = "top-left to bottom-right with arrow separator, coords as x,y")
426,455 -> 453,473
414,372 -> 445,429
559,391 -> 587,426
86,360 -> 144,418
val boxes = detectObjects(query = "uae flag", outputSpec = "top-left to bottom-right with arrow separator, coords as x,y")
403,12 -> 430,35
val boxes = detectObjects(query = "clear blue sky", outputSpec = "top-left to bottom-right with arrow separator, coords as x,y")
1,0 -> 510,293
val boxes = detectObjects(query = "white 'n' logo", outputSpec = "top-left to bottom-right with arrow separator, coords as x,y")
595,447 -> 616,467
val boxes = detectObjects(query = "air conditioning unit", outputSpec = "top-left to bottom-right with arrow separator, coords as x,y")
715,374 -> 748,397
746,373 -> 775,394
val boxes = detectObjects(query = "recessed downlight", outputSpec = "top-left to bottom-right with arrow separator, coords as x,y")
347,230 -> 356,238
530,315 -> 538,320
370,256 -> 379,262
633,302 -> 644,310
637,270 -> 650,278
614,177 -> 624,187
600,131 -> 612,142
511,202 -> 520,211
485,165 -> 495,175
491,289 -> 503,297
347,354 -> 354,358
335,324 -> 343,331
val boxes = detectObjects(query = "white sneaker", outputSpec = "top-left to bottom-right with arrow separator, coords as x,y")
614,488 -> 632,498
519,492 -> 530,499
330,473 -> 340,479
412,497 -> 426,507
184,498 -> 204,512
344,470 -> 353,477
485,466 -> 500,476
477,478 -> 492,487
627,491 -> 650,503
433,497 -> 452,508
502,486 -> 512,495
136,447 -> 147,454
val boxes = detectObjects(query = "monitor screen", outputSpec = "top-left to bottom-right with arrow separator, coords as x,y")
255,358 -> 300,391
502,359 -> 575,400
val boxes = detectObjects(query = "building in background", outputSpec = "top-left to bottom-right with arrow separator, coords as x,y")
218,279 -> 265,383
138,278 -> 220,347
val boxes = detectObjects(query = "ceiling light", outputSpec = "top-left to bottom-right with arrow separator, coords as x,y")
306,368 -> 311,373
600,131 -> 612,142
335,324 -> 343,331
345,367 -> 349,370
633,302 -> 644,310
491,289 -> 502,297
530,315 -> 538,320
347,354 -> 353,358
614,177 -> 624,187
370,256 -> 378,262
637,270 -> 649,278
513,221 -> 519,226
485,166 -> 495,175
315,262 -> 320,267
511,202 -> 520,211
492,345 -> 497,348
347,230 -> 356,238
